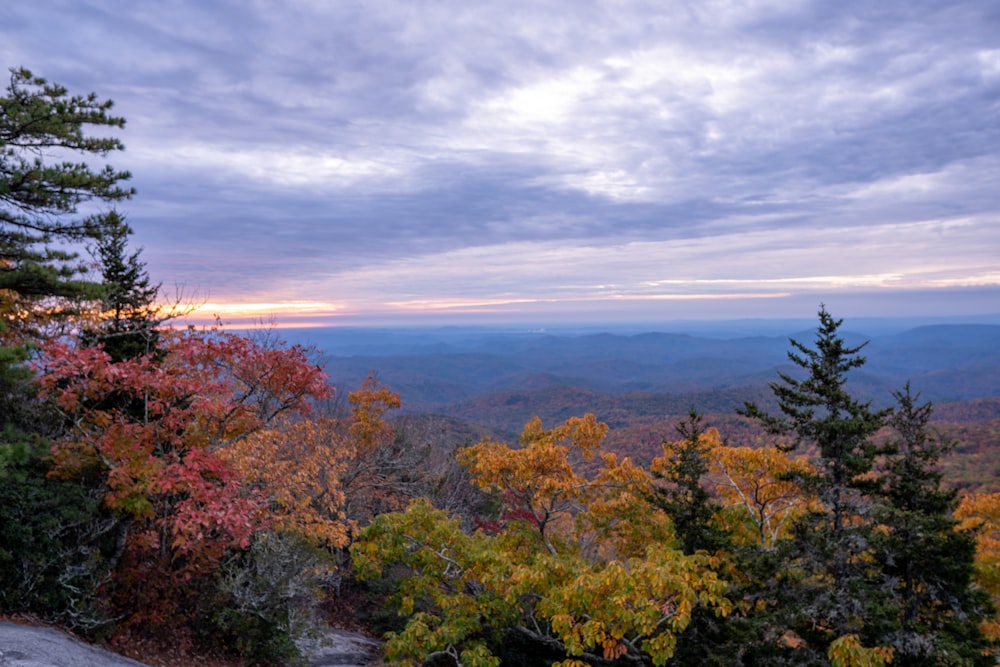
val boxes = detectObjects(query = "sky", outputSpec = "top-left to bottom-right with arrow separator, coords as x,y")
4,0 -> 1000,327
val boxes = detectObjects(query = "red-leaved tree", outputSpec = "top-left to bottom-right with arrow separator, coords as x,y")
36,326 -> 330,628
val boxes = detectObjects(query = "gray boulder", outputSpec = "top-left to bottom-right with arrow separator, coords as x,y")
297,628 -> 382,666
0,622 -> 382,667
0,622 -> 150,667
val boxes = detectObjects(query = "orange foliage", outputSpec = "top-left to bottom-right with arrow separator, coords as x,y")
955,492 -> 1000,643
221,374 -> 414,548
222,417 -> 350,549
459,414 -> 670,559
341,376 -> 415,530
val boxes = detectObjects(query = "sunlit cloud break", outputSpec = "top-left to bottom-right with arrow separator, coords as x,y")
184,301 -> 343,325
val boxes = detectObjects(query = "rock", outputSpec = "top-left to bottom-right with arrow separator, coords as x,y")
0,621 -> 382,667
0,622 -> 151,667
296,628 -> 382,666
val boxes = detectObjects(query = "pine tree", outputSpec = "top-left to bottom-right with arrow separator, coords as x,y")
82,211 -> 160,362
740,306 -> 892,661
1,67 -> 133,341
870,385 -> 994,665
649,411 -> 737,665
741,307 -> 888,525
650,409 -> 727,555
0,67 -> 133,629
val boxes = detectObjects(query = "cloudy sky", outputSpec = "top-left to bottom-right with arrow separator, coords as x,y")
4,0 -> 999,326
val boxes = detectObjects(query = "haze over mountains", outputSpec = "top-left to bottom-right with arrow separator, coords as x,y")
276,317 -> 1000,436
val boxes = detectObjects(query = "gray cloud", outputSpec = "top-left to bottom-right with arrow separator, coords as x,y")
3,0 -> 998,323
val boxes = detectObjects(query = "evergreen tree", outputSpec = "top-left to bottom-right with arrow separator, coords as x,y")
1,66 -> 133,341
649,411 -> 736,666
0,434 -> 118,630
0,67 -> 133,630
650,409 -> 727,556
870,385 -> 994,665
740,306 -> 892,661
82,211 -> 160,362
0,311 -> 119,632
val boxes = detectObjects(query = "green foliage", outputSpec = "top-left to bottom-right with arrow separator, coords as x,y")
735,307 -> 996,664
0,336 -> 117,631
0,434 -> 118,631
0,67 -> 139,633
736,308 -> 891,658
81,211 -> 161,362
1,67 -> 134,338
741,307 -> 889,492
869,385 -> 994,665
649,410 -> 729,555
0,342 -> 58,444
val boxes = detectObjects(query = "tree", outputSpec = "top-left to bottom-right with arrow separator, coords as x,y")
709,444 -> 816,550
648,411 -> 728,555
646,415 -> 745,667
222,416 -> 351,550
740,307 -> 888,528
0,69 -> 133,540
37,326 -> 330,630
740,306 -> 893,663
1,67 -> 134,341
340,375 -> 426,529
81,211 -> 161,361
353,414 -> 731,667
956,492 -> 1000,652
0,69 -> 137,628
222,375 -> 427,553
212,530 -> 334,665
869,385 -> 994,665
0,434 -> 118,630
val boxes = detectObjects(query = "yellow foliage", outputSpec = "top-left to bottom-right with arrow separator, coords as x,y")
348,374 -> 400,451
708,444 -> 817,548
828,634 -> 894,667
357,416 -> 732,666
222,374 -> 412,549
459,414 -> 609,552
459,414 -> 672,559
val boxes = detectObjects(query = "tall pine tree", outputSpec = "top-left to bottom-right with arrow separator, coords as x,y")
740,306 -> 891,663
739,307 -> 995,665
1,67 -> 134,341
0,68 -> 134,630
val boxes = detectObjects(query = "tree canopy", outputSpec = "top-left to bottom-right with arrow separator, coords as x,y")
1,67 -> 134,340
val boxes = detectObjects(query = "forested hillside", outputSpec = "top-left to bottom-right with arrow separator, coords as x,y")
312,324 -> 1000,494
313,323 -> 1000,410
350,310 -> 1000,666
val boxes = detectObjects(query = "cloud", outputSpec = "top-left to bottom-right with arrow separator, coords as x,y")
3,0 -> 998,323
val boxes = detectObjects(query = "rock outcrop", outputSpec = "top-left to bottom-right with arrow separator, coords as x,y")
297,629 -> 382,666
0,622 -> 150,667
0,622 -> 382,667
